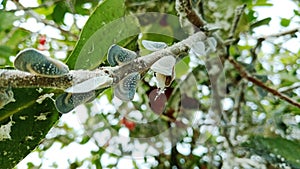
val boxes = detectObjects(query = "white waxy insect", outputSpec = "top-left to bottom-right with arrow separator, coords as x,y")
55,91 -> 95,114
14,48 -> 69,77
191,41 -> 206,56
207,37 -> 217,51
151,55 -> 176,76
206,37 -> 217,53
151,55 -> 176,94
191,37 -> 217,56
107,44 -> 140,101
65,76 -> 113,93
0,87 -> 15,109
141,40 -> 168,51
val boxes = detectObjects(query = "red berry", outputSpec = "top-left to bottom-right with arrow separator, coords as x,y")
39,35 -> 46,45
124,121 -> 136,131
120,117 -> 136,131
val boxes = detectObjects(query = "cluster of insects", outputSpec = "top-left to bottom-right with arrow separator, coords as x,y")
0,40 -> 179,114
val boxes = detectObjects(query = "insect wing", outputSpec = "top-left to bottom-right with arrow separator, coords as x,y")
191,41 -> 206,56
107,45 -> 137,66
55,92 -> 95,113
206,37 -> 217,52
65,76 -> 113,93
114,72 -> 140,101
141,40 -> 167,51
150,55 -> 176,76
14,48 -> 69,77
154,73 -> 167,89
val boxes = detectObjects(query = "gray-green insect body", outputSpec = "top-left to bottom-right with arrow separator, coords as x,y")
142,40 -> 167,51
55,92 -> 95,114
107,44 -> 140,101
114,72 -> 140,101
107,45 -> 137,66
14,48 -> 69,77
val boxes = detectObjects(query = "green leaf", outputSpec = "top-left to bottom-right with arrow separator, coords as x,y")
255,86 -> 268,98
294,9 -> 300,16
0,88 -> 60,169
73,0 -> 98,15
66,0 -> 140,70
254,0 -> 273,6
34,5 -> 55,16
255,74 -> 268,83
238,61 -> 255,73
175,56 -> 190,78
6,28 -> 31,49
250,17 -> 271,30
0,45 -> 13,59
1,0 -> 7,8
52,2 -> 68,25
246,9 -> 257,22
0,11 -> 20,32
280,18 -> 291,27
244,136 -> 300,168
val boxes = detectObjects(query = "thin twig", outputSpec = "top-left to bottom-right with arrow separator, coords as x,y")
250,37 -> 264,63
278,82 -> 300,93
228,57 -> 300,109
249,27 -> 299,61
261,27 -> 299,39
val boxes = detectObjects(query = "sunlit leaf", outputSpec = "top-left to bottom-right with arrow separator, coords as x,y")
52,2 -> 68,25
0,11 -> 20,32
250,17 -> 271,30
1,0 -> 7,8
280,18 -> 291,27
66,0 -> 140,70
254,0 -> 273,6
294,9 -> 300,16
0,45 -> 13,61
244,136 -> 300,168
5,28 -> 31,49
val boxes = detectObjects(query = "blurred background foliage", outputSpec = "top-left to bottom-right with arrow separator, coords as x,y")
0,0 -> 300,168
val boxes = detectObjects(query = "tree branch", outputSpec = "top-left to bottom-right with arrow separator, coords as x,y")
0,69 -> 107,90
228,4 -> 247,39
228,57 -> 300,109
0,32 -> 206,90
175,0 -> 206,30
